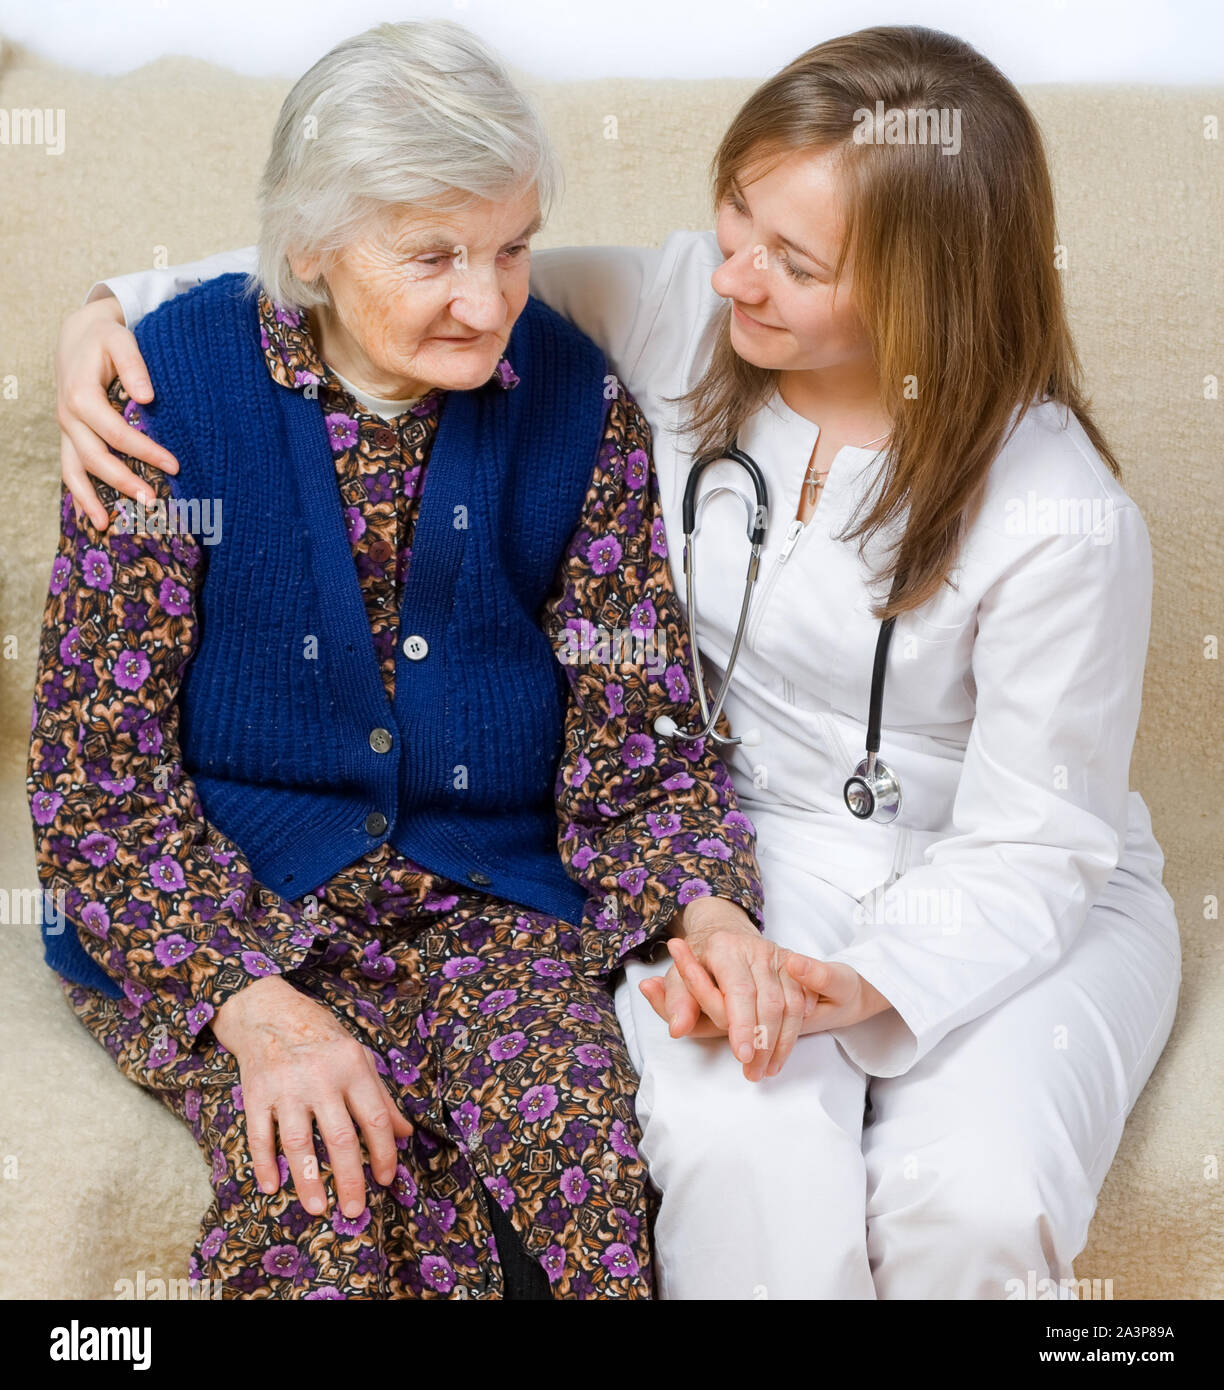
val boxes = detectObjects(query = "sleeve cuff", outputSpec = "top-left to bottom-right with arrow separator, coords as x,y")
84,278 -> 137,327
578,878 -> 762,978
579,891 -> 675,978
823,945 -> 926,1078
113,899 -> 337,1063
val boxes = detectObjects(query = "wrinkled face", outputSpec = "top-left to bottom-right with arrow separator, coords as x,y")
711,147 -> 872,376
290,183 -> 541,397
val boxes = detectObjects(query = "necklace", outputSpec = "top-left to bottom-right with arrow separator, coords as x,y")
803,429 -> 891,505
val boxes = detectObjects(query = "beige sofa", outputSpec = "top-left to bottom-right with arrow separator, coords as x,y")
0,37 -> 1220,1299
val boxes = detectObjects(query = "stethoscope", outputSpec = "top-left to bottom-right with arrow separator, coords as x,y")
653,441 -> 905,824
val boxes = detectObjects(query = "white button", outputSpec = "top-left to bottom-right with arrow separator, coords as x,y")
402,634 -> 429,660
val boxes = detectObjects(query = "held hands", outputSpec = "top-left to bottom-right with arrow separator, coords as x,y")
211,975 -> 414,1219
640,897 -> 893,1082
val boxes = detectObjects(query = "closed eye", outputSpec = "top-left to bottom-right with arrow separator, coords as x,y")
725,192 -> 819,283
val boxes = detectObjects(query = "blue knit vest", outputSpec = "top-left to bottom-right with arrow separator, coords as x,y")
45,274 -> 610,997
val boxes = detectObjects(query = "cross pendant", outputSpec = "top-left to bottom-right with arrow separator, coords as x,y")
805,468 -> 826,505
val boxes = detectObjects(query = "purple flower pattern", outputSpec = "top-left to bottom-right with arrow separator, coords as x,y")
28,288 -> 763,1299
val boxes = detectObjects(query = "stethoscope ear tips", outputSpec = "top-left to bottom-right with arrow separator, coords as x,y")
739,727 -> 761,747
653,715 -> 680,740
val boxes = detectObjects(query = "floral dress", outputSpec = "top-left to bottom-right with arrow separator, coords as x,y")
27,290 -> 764,1299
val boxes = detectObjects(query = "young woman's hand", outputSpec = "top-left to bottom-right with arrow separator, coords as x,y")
783,953 -> 894,1037
643,896 -> 808,1082
641,936 -> 894,1080
55,293 -> 180,529
210,975 -> 414,1220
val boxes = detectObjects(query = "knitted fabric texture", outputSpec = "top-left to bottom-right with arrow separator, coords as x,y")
42,275 -> 611,993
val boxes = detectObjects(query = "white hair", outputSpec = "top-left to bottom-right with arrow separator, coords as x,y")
251,19 -> 562,310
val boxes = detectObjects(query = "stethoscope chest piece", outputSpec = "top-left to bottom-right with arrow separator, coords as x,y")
660,438 -> 909,829
843,751 -> 902,823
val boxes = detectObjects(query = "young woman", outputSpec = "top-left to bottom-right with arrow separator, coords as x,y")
52,24 -> 1180,1300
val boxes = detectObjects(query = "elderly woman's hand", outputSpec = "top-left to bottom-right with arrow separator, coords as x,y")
211,976 -> 414,1220
54,293 -> 179,529
640,928 -> 894,1081
641,897 -> 808,1082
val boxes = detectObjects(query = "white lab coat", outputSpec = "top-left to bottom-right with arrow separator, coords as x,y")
100,235 -> 1182,1300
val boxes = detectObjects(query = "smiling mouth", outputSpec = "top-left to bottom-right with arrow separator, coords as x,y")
430,333 -> 484,342
733,303 -> 782,330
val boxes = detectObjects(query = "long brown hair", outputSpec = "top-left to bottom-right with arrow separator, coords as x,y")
669,24 -> 1119,620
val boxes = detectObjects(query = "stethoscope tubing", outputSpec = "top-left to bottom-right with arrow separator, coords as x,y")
657,439 -> 905,823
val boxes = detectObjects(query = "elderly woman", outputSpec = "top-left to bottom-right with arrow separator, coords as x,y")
27,20 -> 765,1300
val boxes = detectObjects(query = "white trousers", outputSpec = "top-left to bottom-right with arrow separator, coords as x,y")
613,808 -> 1182,1300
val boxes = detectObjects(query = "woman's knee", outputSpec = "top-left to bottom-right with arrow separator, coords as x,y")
868,1126 -> 1092,1296
641,1047 -> 864,1189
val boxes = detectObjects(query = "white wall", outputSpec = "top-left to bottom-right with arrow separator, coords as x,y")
0,0 -> 1221,83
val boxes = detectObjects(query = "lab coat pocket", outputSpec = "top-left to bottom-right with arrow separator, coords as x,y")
763,837 -> 904,909
895,610 -> 965,650
756,813 -> 907,907
907,565 -> 973,630
883,610 -> 977,728
892,566 -> 975,655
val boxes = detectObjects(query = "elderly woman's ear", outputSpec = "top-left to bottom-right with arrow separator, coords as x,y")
287,250 -> 325,285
